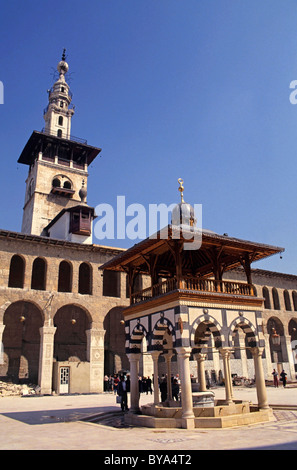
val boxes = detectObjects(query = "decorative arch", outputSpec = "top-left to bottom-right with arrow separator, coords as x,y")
151,315 -> 176,351
228,316 -> 259,348
190,314 -> 223,349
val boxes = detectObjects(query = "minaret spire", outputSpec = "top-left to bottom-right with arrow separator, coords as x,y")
43,50 -> 74,139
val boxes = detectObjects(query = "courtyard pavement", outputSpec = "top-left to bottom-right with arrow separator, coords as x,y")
0,385 -> 297,452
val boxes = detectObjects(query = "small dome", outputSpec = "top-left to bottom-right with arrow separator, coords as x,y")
171,178 -> 197,227
171,202 -> 197,227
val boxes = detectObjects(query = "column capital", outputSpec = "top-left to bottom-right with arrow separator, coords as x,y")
150,350 -> 161,360
250,346 -> 264,358
127,353 -> 141,362
193,352 -> 207,362
219,347 -> 233,358
176,346 -> 192,358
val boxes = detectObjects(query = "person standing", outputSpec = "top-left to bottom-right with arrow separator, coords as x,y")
172,378 -> 180,401
280,370 -> 287,388
159,377 -> 167,402
146,376 -> 153,394
272,369 -> 279,387
118,376 -> 129,411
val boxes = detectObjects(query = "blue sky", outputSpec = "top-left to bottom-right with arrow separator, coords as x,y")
0,1 -> 297,275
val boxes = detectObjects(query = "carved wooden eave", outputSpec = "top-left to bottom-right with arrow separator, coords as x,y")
100,225 -> 284,281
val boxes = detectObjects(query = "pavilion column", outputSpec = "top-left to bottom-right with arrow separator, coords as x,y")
127,353 -> 141,413
194,353 -> 207,392
250,347 -> 269,410
151,351 -> 161,404
219,348 -> 233,404
38,326 -> 56,395
165,352 -> 173,400
176,347 -> 195,429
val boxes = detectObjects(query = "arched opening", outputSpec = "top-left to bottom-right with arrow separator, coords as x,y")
57,129 -> 62,137
53,305 -> 91,362
103,307 -> 128,376
1,301 -> 43,383
58,116 -> 63,126
63,180 -> 71,189
52,177 -> 61,187
262,287 -> 271,309
284,290 -> 292,311
8,255 -> 25,288
293,291 -> 297,312
78,263 -> 92,295
31,258 -> 46,291
58,260 -> 72,293
267,317 -> 284,363
289,319 -> 297,373
272,288 -> 280,310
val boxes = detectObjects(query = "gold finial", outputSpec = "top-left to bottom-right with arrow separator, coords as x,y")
178,178 -> 185,203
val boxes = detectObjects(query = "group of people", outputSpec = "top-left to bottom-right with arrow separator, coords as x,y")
272,368 -> 287,387
105,372 -> 182,411
138,376 -> 153,394
159,374 -> 181,402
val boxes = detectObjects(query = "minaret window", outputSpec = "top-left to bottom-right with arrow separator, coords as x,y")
57,129 -> 62,137
52,178 -> 61,187
58,116 -> 63,126
60,101 -> 63,108
63,181 -> 71,189
51,175 -> 74,197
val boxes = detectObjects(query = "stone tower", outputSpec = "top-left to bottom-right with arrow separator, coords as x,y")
18,51 -> 101,239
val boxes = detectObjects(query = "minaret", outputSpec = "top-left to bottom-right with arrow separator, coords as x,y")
43,49 -> 74,139
18,51 -> 101,238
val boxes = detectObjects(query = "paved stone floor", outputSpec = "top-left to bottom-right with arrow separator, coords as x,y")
0,386 -> 297,451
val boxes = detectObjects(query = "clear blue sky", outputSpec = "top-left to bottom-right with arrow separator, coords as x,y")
0,0 -> 296,275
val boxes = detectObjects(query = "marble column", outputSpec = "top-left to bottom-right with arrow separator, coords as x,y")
194,353 -> 207,392
151,350 -> 161,404
250,347 -> 269,410
165,352 -> 173,400
127,353 -> 141,413
220,348 -> 233,404
176,347 -> 195,429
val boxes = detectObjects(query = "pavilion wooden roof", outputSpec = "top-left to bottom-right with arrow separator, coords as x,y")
100,225 -> 284,279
